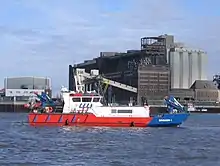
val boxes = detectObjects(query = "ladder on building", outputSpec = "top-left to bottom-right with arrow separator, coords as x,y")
73,68 -> 137,93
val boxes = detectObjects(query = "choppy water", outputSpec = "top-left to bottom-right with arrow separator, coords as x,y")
0,113 -> 220,166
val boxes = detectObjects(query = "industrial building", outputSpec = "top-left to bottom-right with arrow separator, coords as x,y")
69,34 -> 217,105
169,80 -> 219,103
2,76 -> 52,101
138,65 -> 170,102
0,76 -> 52,112
70,36 -> 169,104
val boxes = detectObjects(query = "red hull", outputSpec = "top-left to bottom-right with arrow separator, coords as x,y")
28,113 -> 153,127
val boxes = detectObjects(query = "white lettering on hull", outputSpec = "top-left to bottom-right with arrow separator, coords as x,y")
158,119 -> 172,122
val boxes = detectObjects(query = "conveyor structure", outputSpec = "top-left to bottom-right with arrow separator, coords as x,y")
73,68 -> 137,93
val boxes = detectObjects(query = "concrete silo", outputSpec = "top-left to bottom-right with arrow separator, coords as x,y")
169,47 -> 207,89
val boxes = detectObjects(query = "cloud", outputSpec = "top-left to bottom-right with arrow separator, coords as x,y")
0,0 -> 219,95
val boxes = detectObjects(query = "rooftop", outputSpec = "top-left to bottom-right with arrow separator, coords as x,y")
190,80 -> 217,90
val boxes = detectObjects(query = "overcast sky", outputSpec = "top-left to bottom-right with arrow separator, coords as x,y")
0,0 -> 219,94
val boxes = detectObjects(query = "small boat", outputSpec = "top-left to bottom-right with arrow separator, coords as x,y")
25,87 -> 189,127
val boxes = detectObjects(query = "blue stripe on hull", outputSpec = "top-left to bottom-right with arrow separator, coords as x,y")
147,113 -> 189,127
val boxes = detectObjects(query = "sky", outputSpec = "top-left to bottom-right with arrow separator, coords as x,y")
0,0 -> 220,95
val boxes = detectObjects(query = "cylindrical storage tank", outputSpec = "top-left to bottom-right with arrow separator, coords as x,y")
188,51 -> 193,87
169,47 -> 207,89
182,51 -> 190,88
169,50 -> 180,89
200,51 -> 207,80
191,51 -> 199,84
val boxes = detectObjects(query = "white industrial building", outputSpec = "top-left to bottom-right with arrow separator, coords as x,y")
168,45 -> 207,89
3,76 -> 52,100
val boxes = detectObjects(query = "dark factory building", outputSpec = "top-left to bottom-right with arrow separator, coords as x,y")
69,35 -> 170,105
138,65 -> 170,102
69,34 -> 220,109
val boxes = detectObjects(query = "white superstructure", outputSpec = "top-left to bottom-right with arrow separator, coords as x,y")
60,88 -> 150,118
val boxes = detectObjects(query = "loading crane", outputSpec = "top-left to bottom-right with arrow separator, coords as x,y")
164,95 -> 186,113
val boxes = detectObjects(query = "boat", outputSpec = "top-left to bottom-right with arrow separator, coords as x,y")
25,87 -> 190,127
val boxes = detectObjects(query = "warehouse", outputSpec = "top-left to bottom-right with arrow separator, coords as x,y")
3,76 -> 52,100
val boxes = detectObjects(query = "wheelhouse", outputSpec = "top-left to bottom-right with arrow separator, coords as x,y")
69,93 -> 102,103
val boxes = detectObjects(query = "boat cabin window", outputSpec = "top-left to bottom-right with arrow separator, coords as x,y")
93,98 -> 100,102
118,109 -> 132,114
72,98 -> 81,102
111,109 -> 133,113
82,97 -> 91,102
111,109 -> 117,113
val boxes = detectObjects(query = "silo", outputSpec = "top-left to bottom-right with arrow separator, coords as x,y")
182,50 -> 190,88
200,51 -> 207,80
169,49 -> 180,89
169,47 -> 207,89
191,50 -> 199,85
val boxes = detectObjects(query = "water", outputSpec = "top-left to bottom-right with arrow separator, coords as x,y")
0,113 -> 220,166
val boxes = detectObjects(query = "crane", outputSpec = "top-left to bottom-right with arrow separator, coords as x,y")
164,95 -> 186,113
